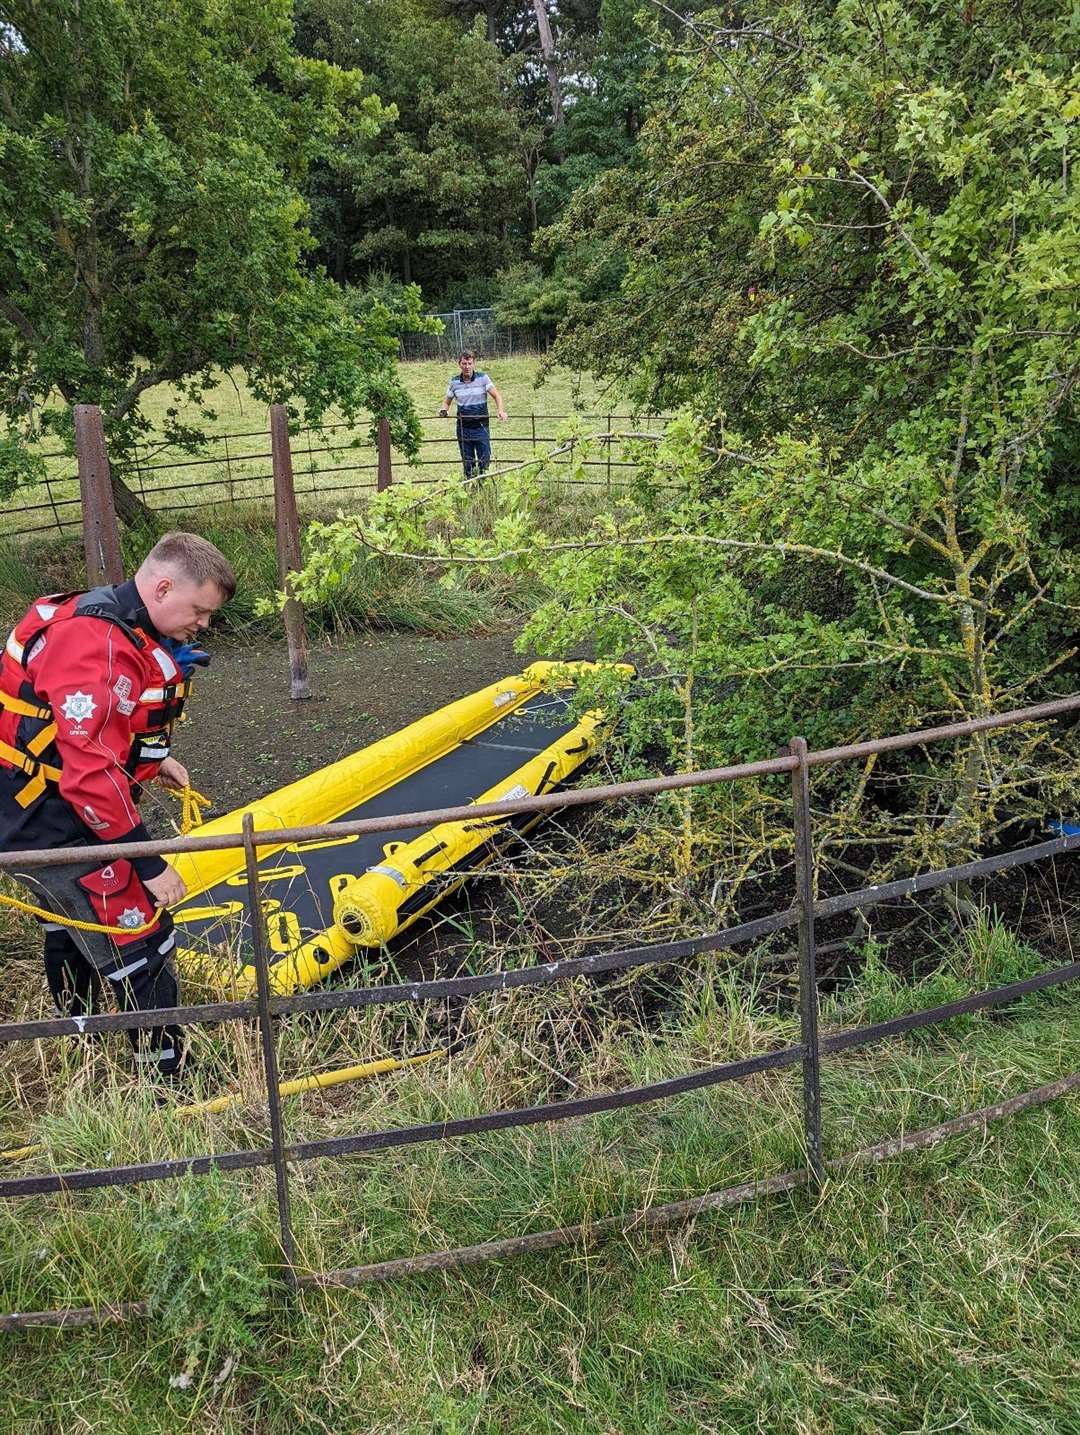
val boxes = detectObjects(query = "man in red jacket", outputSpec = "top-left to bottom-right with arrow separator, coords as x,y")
0,531 -> 235,1076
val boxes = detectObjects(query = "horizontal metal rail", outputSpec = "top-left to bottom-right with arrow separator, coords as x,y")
6,1064 -> 1070,1327
3,954 -> 1078,1200
1,688 -> 1078,1322
0,692 -> 1075,871
32,417 -> 673,463
4,829 -> 1079,1047
7,1064 -> 1073,1327
303,1067 -> 1080,1287
119,433 -> 664,476
8,460 -> 671,538
0,1300 -> 150,1332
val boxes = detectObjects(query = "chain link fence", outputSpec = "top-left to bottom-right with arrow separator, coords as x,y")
400,308 -> 551,362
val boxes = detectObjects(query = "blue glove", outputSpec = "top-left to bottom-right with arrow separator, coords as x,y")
165,638 -> 211,679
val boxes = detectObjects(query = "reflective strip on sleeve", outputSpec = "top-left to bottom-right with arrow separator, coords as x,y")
150,647 -> 179,681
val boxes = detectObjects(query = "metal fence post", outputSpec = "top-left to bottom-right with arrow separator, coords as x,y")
243,812 -> 298,1288
44,477 -> 63,535
790,736 -> 824,1184
269,405 -> 312,701
74,404 -> 124,586
136,452 -> 149,509
223,433 -> 235,506
376,417 -> 393,492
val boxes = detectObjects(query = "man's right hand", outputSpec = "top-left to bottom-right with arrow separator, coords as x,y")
145,864 -> 187,908
438,408 -> 449,419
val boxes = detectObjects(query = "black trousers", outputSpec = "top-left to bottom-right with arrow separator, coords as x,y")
14,856 -> 184,1075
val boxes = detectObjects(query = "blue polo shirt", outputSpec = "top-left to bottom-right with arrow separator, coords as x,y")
446,371 -> 495,425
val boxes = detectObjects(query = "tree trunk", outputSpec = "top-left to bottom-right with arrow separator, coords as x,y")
531,0 -> 564,134
335,180 -> 347,286
72,104 -> 155,531
108,459 -> 156,529
524,144 -> 539,235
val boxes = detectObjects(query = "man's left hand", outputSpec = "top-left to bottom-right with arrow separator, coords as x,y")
497,410 -> 509,422
157,757 -> 190,792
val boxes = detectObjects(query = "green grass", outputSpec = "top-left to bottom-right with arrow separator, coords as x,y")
0,510 -> 500,637
2,909 -> 1080,1433
0,466 -> 617,635
11,359 -> 658,542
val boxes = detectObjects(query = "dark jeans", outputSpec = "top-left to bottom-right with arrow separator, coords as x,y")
456,420 -> 491,478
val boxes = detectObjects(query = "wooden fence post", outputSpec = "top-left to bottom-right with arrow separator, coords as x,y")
376,416 -> 393,492
74,405 -> 123,587
270,405 -> 312,701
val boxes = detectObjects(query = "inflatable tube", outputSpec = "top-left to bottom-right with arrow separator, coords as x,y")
332,707 -> 605,946
173,662 -> 627,996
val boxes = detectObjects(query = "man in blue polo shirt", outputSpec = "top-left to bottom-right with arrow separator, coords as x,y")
438,350 -> 508,478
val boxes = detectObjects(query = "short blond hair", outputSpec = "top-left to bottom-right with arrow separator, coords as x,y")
142,531 -> 236,600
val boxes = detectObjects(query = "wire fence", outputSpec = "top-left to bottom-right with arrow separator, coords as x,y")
2,692 -> 1079,1329
6,412 -> 674,542
400,308 -> 552,362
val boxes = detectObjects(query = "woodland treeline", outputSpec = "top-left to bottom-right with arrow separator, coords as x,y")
298,0 -> 1080,894
296,0 -> 660,319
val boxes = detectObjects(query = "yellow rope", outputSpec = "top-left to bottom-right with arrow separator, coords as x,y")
0,785 -> 213,937
0,1048 -> 447,1163
0,782 -> 449,1166
168,783 -> 212,835
0,891 -> 160,938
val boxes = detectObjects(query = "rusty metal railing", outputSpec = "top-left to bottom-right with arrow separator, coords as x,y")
12,414 -> 675,539
1,692 -> 1078,1329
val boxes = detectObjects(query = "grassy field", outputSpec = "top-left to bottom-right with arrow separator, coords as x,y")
12,359 -> 663,542
2,905 -> 1079,1433
0,354 -> 658,637
0,466 -> 619,642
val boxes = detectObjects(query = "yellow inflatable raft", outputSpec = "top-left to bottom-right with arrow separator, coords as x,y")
172,662 -> 623,996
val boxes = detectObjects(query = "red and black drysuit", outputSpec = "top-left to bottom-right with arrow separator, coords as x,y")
0,581 -> 194,1073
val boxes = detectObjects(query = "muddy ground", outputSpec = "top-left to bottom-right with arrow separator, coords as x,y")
167,629 -> 527,817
